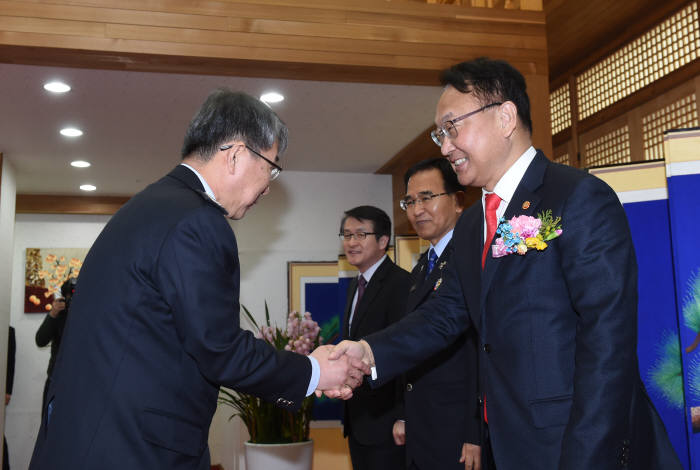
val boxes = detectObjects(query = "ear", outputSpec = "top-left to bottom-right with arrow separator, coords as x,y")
498,101 -> 518,138
452,191 -> 465,214
222,142 -> 244,174
378,235 -> 390,251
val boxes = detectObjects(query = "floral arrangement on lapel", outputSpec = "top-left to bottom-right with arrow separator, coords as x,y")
218,302 -> 331,443
492,209 -> 563,258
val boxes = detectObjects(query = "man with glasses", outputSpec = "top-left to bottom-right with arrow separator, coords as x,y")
393,158 -> 481,470
339,206 -> 411,470
330,58 -> 681,469
30,89 -> 367,470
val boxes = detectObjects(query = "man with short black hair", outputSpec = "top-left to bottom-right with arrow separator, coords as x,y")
393,157 -> 481,470
331,58 -> 680,470
340,205 -> 411,470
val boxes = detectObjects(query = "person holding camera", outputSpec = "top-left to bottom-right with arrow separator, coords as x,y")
35,278 -> 75,420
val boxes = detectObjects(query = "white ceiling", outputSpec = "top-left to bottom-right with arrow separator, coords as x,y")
0,63 -> 443,196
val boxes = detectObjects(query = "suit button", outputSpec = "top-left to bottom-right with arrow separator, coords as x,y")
288,400 -> 294,407
478,396 -> 484,406
276,398 -> 284,406
406,383 -> 413,392
483,344 -> 491,353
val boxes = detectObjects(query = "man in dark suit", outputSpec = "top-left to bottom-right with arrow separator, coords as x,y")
29,89 -> 366,470
392,158 -> 481,470
340,205 -> 411,470
330,58 -> 681,469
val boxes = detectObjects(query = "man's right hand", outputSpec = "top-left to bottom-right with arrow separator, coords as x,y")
49,299 -> 66,318
311,345 -> 369,400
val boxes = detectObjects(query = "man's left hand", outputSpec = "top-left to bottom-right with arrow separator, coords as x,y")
459,443 -> 481,470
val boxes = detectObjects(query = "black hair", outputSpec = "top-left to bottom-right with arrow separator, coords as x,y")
181,88 -> 288,161
340,205 -> 392,251
440,57 -> 532,134
404,157 -> 465,194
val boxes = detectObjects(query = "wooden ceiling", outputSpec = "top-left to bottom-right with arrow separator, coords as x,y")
544,0 -> 693,82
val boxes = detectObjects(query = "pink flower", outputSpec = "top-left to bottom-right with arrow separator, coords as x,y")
508,215 -> 541,239
492,239 -> 508,258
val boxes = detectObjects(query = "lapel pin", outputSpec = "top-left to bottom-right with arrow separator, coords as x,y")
522,201 -> 530,210
439,261 -> 447,270
433,278 -> 443,291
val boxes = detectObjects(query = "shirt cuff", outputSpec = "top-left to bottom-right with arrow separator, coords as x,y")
371,365 -> 377,381
306,355 -> 321,396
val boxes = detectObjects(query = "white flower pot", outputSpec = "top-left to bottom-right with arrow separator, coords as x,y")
244,440 -> 313,470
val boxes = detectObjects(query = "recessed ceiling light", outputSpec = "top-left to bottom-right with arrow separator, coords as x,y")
71,160 -> 91,168
260,92 -> 284,104
80,184 -> 96,192
43,81 -> 71,93
60,127 -> 83,137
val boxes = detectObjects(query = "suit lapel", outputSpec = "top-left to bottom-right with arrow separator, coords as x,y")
455,206 -> 482,331
481,152 -> 548,300
350,257 -> 392,338
408,242 -> 454,312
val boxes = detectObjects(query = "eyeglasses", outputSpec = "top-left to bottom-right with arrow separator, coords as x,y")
339,232 -> 376,242
220,143 -> 283,181
399,192 -> 451,211
430,102 -> 502,147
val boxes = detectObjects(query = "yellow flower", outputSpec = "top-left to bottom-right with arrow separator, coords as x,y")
69,258 -> 82,268
45,254 -> 56,263
535,240 -> 548,251
59,256 -> 66,263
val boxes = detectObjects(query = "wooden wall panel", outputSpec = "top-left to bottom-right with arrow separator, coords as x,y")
1,0 -> 548,217
0,0 -> 547,85
16,195 -> 129,215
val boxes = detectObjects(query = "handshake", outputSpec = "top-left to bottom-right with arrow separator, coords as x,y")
309,339 -> 375,400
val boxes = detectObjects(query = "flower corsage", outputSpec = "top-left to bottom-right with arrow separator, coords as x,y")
492,209 -> 563,258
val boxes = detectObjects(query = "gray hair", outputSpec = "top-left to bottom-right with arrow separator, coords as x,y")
181,88 -> 288,161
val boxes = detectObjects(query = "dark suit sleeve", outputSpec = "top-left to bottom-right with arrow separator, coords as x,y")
366,257 -> 472,387
156,208 -> 311,409
35,314 -> 59,347
6,327 -> 15,395
557,176 -> 638,468
463,331 -> 480,446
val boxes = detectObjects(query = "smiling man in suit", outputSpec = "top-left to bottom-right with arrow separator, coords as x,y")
330,58 -> 681,470
393,157 -> 481,470
340,205 -> 411,470
29,89 -> 366,470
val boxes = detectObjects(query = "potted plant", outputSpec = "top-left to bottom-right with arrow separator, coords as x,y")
218,303 -> 330,470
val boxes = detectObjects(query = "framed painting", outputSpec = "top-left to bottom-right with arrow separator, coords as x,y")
25,248 -> 88,313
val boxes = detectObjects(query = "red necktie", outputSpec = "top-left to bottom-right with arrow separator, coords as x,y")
481,193 -> 501,424
481,193 -> 502,269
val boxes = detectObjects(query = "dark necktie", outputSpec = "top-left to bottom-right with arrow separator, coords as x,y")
425,248 -> 438,279
482,193 -> 502,269
349,275 -> 367,329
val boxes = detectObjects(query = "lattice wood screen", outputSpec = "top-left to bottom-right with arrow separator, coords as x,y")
642,93 -> 699,160
550,83 -> 571,135
576,3 -> 699,120
583,126 -> 631,167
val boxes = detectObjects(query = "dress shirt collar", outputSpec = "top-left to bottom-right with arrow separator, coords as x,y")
180,163 -> 217,202
429,229 -> 454,259
359,254 -> 387,283
482,146 -> 536,206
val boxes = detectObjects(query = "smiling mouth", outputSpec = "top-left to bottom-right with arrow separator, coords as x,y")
451,157 -> 467,168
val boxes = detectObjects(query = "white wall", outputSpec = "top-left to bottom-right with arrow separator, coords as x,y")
6,170 -> 393,470
0,158 -> 17,463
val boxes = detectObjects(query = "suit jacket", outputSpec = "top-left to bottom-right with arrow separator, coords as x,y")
30,165 -> 311,470
398,241 -> 480,470
342,256 -> 411,446
367,152 -> 680,470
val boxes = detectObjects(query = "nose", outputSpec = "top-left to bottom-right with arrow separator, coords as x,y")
440,138 -> 454,156
412,202 -> 426,217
